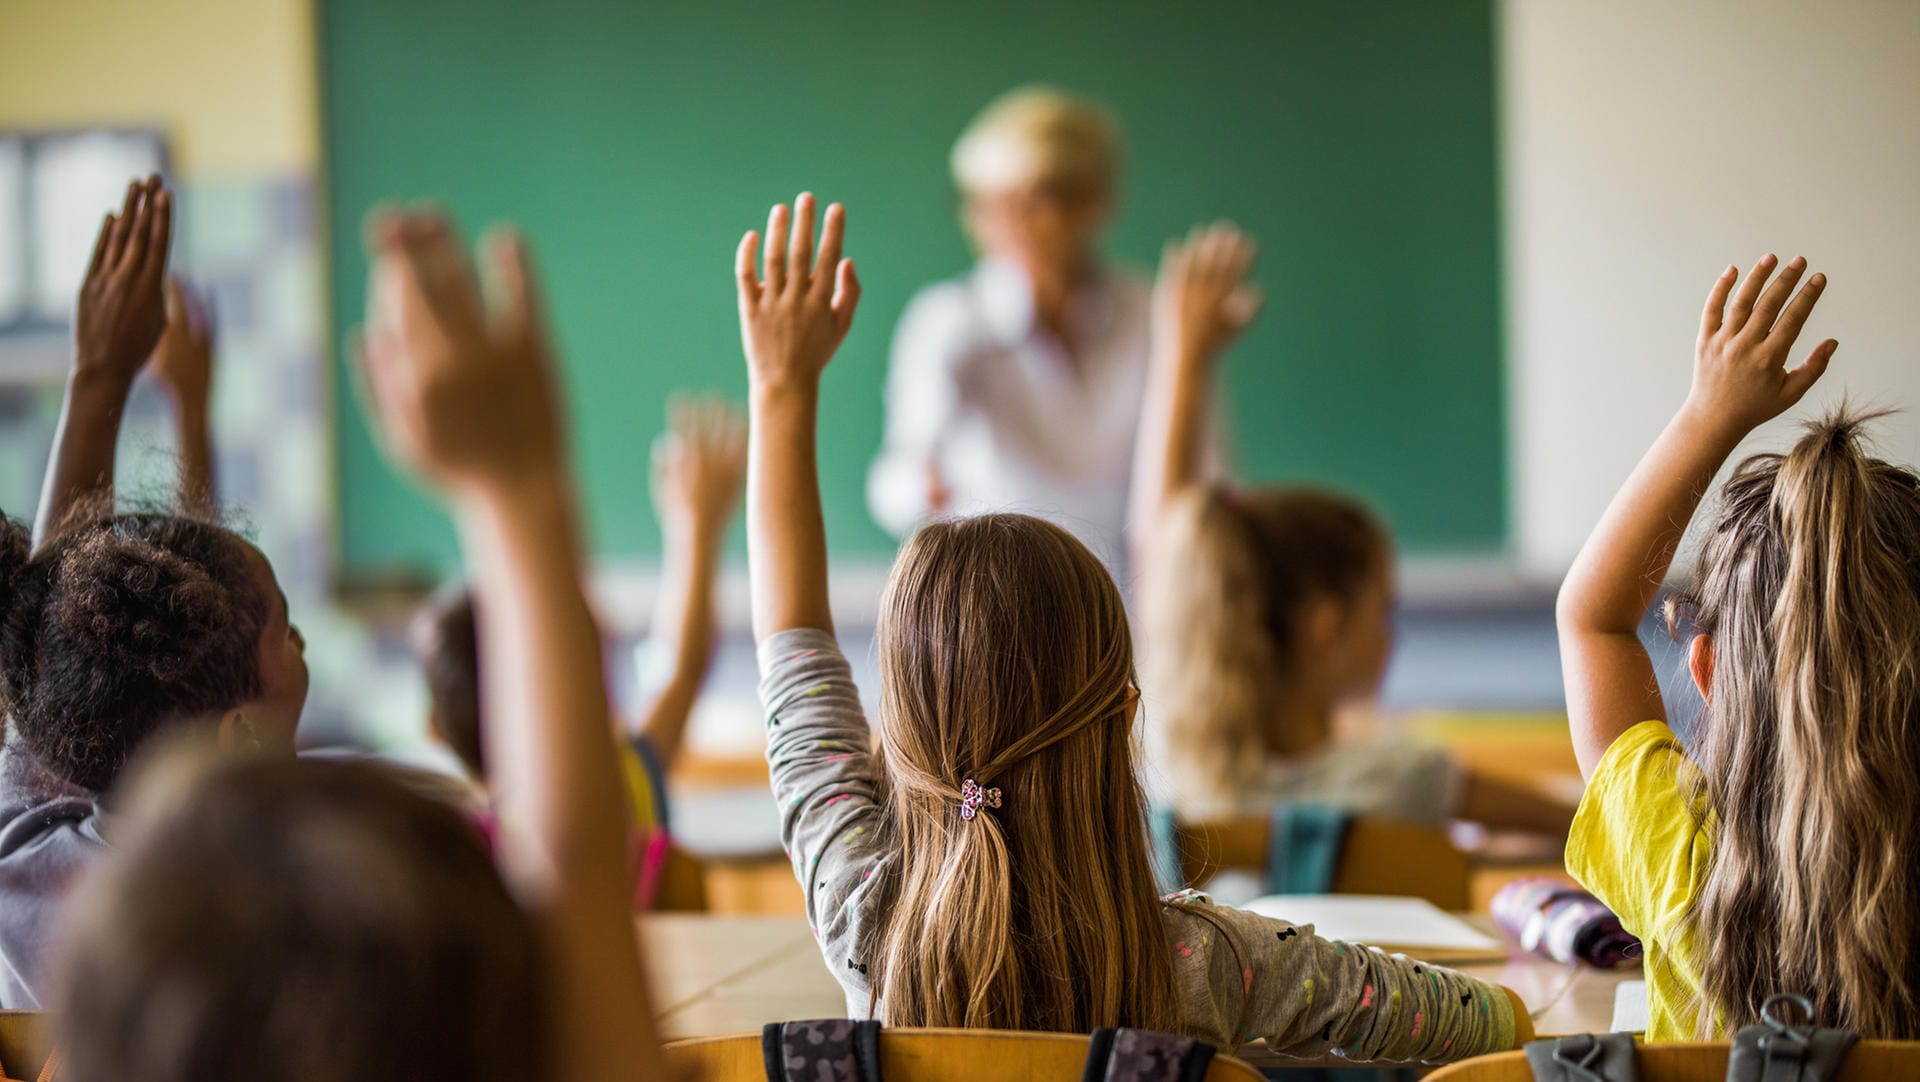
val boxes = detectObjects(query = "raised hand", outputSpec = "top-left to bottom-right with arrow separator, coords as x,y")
1687,254 -> 1836,437
652,393 -> 747,547
147,277 -> 215,411
357,209 -> 562,502
1153,221 -> 1262,369
75,176 -> 173,388
735,192 -> 861,391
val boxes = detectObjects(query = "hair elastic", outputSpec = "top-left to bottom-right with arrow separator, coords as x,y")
959,778 -> 1002,820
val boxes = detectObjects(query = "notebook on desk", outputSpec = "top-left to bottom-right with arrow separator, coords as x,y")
1244,894 -> 1510,964
1610,979 -> 1649,1033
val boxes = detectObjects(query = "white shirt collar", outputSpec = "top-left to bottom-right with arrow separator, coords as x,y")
969,257 -> 1123,347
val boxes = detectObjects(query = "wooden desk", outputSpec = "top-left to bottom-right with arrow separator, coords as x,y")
640,914 -> 1641,1053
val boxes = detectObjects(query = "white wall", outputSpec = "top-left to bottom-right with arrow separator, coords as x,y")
1500,0 -> 1920,574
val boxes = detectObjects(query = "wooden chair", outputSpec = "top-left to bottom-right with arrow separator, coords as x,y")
665,1027 -> 1267,1081
1423,1041 -> 1920,1081
1170,814 -> 1474,911
0,1011 -> 49,1082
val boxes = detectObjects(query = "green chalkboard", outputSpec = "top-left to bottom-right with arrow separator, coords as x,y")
321,0 -> 1505,577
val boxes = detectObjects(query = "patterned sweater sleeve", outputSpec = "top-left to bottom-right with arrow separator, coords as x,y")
757,628 -> 890,1005
1165,895 -> 1516,1063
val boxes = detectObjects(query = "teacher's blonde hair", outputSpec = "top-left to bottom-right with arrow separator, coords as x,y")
950,86 -> 1120,197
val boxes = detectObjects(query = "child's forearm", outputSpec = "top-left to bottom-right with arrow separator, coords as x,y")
35,370 -> 134,547
454,477 -> 665,1075
633,530 -> 721,765
747,384 -> 834,641
1135,349 -> 1211,514
1556,405 -> 1742,774
1557,405 -> 1742,637
173,395 -> 215,514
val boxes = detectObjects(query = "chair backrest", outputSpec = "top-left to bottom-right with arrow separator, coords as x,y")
0,1012 -> 48,1082
664,1027 -> 1268,1081
1172,814 -> 1473,911
1423,1041 -> 1920,1081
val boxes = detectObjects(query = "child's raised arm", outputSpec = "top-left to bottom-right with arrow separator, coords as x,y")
147,277 -> 218,513
1130,223 -> 1260,564
356,210 -> 663,1082
735,193 -> 860,642
1556,255 -> 1834,778
635,394 -> 746,764
36,176 -> 172,547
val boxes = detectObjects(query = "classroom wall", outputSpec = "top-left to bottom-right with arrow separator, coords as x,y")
322,0 -> 1509,580
0,0 -> 319,174
1500,0 -> 1920,573
0,0 -> 416,746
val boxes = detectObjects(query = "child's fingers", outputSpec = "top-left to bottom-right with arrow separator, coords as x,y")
105,181 -> 140,269
1724,253 -> 1778,333
84,213 -> 114,280
350,324 -> 407,440
140,186 -> 173,285
1698,264 -> 1737,345
1779,338 -> 1838,406
1224,285 -> 1263,330
811,204 -> 846,300
115,181 -> 152,274
764,203 -> 790,294
789,193 -> 816,288
483,226 -> 547,344
736,231 -> 762,305
1744,256 -> 1806,337
831,258 -> 861,330
1766,271 -> 1827,350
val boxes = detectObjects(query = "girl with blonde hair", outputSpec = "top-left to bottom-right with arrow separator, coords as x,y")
1134,224 -> 1573,836
738,193 -> 1527,1060
1560,254 -> 1920,1039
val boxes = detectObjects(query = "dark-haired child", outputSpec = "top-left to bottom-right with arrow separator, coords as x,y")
413,396 -> 744,903
50,208 -> 666,1082
0,178 -> 308,1006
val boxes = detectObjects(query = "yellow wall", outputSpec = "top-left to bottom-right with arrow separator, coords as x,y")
0,0 -> 317,175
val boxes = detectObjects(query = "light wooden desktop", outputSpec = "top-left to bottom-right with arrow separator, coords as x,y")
640,913 -> 1640,1067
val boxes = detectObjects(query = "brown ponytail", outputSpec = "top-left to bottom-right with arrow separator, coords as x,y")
1679,408 -> 1920,1036
1140,486 -> 1389,817
870,514 -> 1178,1032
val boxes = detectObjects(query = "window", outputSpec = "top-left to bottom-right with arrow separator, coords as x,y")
0,129 -> 168,335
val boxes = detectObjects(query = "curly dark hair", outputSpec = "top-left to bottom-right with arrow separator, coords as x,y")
0,504 -> 269,793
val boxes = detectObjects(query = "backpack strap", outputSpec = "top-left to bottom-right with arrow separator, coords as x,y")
1724,995 -> 1859,1082
760,1019 -> 882,1082
1083,1027 -> 1216,1082
1263,803 -> 1349,895
1522,1033 -> 1642,1082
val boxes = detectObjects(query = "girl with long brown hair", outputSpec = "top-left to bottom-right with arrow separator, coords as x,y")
737,193 -> 1527,1060
1133,224 -> 1573,837
1560,254 -> 1920,1039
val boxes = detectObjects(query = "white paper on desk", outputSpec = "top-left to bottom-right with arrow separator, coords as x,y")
1610,979 -> 1649,1034
1244,894 -> 1503,954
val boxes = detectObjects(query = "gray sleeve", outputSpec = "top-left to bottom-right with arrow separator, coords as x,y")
757,628 -> 889,1005
1169,900 -> 1516,1062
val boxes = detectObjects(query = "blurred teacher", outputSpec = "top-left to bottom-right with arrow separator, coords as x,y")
867,87 -> 1152,575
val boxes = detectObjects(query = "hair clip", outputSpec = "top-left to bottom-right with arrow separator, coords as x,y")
960,779 -> 1002,820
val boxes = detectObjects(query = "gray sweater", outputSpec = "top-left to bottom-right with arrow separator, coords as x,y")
0,730 -> 105,1008
758,628 -> 1516,1063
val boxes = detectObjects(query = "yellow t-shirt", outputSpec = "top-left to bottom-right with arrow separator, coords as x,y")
1565,720 -> 1715,1041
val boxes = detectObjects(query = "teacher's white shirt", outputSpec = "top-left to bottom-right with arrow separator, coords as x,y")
867,259 -> 1153,577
